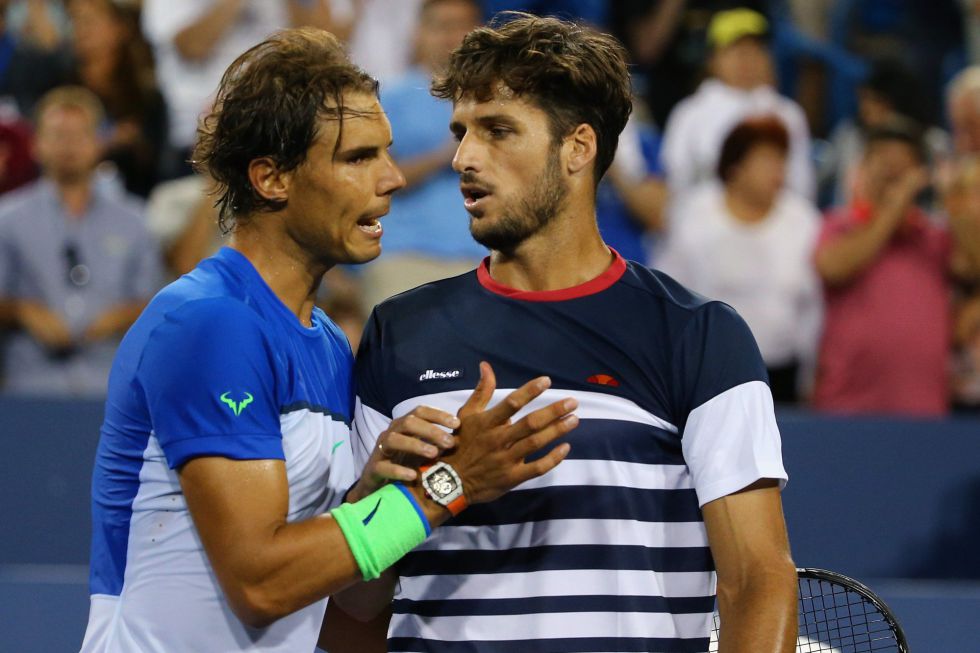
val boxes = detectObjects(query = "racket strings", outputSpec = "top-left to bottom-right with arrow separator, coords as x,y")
798,578 -> 900,651
709,577 -> 903,652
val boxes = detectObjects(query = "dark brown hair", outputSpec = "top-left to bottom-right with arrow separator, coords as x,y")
193,28 -> 379,232
864,117 -> 927,163
717,115 -> 789,183
432,12 -> 632,185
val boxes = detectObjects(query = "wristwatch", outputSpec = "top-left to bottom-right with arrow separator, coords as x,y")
419,461 -> 468,516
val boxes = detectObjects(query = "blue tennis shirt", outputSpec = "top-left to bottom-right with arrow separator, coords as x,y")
81,247 -> 356,652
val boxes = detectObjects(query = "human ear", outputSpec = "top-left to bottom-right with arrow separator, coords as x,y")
566,123 -> 597,176
247,157 -> 289,203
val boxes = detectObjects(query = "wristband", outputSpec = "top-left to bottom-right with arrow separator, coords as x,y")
331,483 -> 431,581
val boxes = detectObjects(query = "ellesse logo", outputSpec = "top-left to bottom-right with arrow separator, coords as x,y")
587,374 -> 621,387
419,369 -> 462,382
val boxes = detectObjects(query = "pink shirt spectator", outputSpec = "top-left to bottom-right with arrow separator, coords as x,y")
813,207 -> 952,416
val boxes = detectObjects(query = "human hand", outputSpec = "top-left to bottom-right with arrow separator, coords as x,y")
878,166 -> 929,223
443,362 -> 577,506
16,300 -> 74,352
349,406 -> 461,502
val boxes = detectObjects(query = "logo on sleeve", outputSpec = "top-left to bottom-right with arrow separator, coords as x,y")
220,391 -> 254,416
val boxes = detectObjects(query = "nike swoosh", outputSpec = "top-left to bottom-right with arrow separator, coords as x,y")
362,498 -> 382,526
332,440 -> 345,453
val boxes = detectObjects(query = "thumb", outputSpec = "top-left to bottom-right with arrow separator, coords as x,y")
458,361 -> 496,420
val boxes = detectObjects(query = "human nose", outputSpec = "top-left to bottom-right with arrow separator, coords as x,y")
452,132 -> 479,175
380,153 -> 406,195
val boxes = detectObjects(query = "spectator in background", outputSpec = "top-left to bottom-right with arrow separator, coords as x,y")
0,111 -> 37,193
141,0 -> 339,179
362,0 -> 484,309
946,155 -> 980,410
4,0 -> 167,197
5,0 -> 67,52
813,121 -> 950,416
480,0 -> 607,25
340,0 -> 423,83
661,8 -> 815,203
67,0 -> 166,197
658,116 -> 822,402
948,66 -> 980,156
823,58 -> 949,207
0,0 -> 69,116
0,86 -> 161,396
596,107 -> 667,264
145,174 -> 221,278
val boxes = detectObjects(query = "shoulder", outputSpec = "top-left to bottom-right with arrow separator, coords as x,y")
0,182 -> 43,226
620,261 -> 712,315
96,189 -> 147,226
372,269 -> 477,324
774,191 -> 821,227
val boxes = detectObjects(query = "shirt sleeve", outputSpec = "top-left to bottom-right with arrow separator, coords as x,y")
351,309 -> 393,469
672,302 -> 787,507
137,298 -> 285,469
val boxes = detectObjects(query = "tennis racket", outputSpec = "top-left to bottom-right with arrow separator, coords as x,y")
709,567 -> 909,652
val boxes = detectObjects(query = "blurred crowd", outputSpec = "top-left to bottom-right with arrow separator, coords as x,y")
0,0 -> 979,417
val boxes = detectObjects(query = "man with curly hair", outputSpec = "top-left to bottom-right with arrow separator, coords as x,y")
80,28 -> 577,653
329,12 -> 797,653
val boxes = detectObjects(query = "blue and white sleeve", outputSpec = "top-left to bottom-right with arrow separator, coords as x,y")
137,298 -> 285,469
674,302 -> 787,507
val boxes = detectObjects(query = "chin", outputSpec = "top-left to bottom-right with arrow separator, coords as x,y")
347,243 -> 383,265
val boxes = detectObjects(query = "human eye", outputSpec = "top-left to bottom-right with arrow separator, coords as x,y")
488,125 -> 511,139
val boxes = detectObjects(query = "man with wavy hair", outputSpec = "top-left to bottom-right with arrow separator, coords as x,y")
80,28 -> 578,653
329,13 -> 798,653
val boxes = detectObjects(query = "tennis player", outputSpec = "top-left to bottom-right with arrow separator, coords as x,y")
79,28 -> 577,653
331,13 -> 798,653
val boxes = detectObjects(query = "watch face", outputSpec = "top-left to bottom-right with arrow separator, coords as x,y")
430,469 -> 456,498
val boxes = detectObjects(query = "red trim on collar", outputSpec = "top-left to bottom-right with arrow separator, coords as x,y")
477,249 -> 627,302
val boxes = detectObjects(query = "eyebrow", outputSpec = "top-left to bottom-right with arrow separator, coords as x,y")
450,114 -> 521,134
335,140 -> 393,159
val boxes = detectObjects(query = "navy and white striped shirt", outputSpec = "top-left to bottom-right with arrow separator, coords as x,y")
352,252 -> 787,653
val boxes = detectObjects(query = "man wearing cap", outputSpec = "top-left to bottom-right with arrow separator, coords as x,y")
661,7 -> 815,204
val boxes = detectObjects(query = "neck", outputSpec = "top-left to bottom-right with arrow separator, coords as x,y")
487,202 -> 612,292
230,219 -> 329,327
56,178 -> 94,218
724,187 -> 773,223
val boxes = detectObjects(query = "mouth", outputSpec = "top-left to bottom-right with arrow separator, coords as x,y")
356,215 -> 383,237
460,183 -> 492,212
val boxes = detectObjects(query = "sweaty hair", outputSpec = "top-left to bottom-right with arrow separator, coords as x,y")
432,12 -> 632,185
193,28 -> 379,232
717,115 -> 789,183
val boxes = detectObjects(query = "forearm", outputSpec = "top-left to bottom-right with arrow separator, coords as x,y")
815,215 -> 898,285
202,483 -> 447,627
612,175 -> 667,232
173,0 -> 245,62
88,301 -> 147,337
716,559 -> 798,653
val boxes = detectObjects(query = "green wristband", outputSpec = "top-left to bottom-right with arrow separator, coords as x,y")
331,483 -> 431,581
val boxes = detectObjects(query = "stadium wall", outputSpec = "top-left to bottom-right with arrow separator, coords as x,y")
1,398 -> 977,651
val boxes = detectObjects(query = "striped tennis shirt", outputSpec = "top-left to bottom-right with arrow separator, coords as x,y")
352,251 -> 787,653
